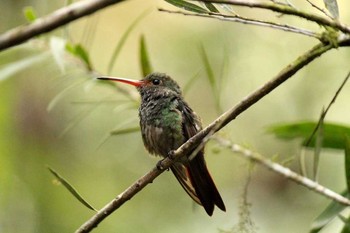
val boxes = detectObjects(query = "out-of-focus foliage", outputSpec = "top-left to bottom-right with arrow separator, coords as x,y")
324,0 -> 339,18
1,0 -> 350,233
310,190 -> 349,233
268,122 -> 350,150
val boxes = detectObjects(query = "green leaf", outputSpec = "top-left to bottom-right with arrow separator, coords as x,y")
324,0 -> 339,19
268,122 -> 350,150
107,10 -> 151,74
23,6 -> 37,22
50,37 -> 66,73
340,214 -> 350,233
0,52 -> 50,82
47,166 -> 97,212
345,136 -> 350,193
183,69 -> 201,95
75,44 -> 93,71
139,35 -> 153,77
111,126 -> 140,135
313,110 -> 324,180
199,44 -> 222,114
310,190 -> 349,233
65,43 -> 93,71
204,3 -> 219,12
164,0 -> 208,13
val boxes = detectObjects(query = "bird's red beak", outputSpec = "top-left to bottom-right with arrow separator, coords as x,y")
98,76 -> 143,87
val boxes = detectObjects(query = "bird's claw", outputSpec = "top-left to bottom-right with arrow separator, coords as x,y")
156,159 -> 166,171
156,151 -> 176,171
168,150 -> 176,160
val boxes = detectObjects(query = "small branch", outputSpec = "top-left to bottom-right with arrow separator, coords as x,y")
159,8 -> 320,39
305,71 -> 350,146
214,137 -> 350,205
75,158 -> 174,232
305,0 -> 332,19
196,0 -> 350,34
0,0 -> 126,51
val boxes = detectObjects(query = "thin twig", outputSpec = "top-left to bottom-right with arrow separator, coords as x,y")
75,165 -> 168,233
214,137 -> 350,205
305,0 -> 332,19
75,39 -> 349,232
159,8 -> 320,39
305,71 -> 350,146
196,0 -> 350,34
0,0 -> 126,51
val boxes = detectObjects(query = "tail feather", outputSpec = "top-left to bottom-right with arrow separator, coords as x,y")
171,151 -> 225,216
187,152 -> 226,215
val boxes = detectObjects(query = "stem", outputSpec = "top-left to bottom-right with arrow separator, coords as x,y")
0,0 -> 126,51
197,0 -> 350,34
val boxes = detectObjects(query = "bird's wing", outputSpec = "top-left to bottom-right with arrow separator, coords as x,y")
179,102 -> 202,140
170,164 -> 202,205
176,100 -> 226,215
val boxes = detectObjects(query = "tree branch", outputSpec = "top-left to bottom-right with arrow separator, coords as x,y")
0,0 -> 126,51
196,0 -> 350,34
75,37 -> 350,232
214,137 -> 350,205
75,166 -> 168,233
305,0 -> 332,19
159,8 -> 320,39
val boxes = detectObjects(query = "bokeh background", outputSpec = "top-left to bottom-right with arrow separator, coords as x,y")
1,0 -> 350,232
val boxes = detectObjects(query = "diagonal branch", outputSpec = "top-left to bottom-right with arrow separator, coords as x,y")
214,137 -> 350,205
0,0 -> 126,51
196,0 -> 350,34
75,37 -> 350,232
305,0 -> 332,19
159,8 -> 320,39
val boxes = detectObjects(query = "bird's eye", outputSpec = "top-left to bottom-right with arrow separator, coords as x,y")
152,79 -> 161,85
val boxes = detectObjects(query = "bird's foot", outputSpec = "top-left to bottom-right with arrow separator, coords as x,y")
156,151 -> 176,171
168,150 -> 176,160
156,159 -> 167,171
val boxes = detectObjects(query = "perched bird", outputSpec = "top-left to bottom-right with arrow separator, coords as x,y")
98,72 -> 225,216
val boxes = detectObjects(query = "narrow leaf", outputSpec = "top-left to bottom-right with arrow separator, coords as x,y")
107,10 -> 151,74
0,52 -> 50,82
268,122 -> 350,150
204,3 -> 219,12
199,45 -> 215,90
310,190 -> 349,233
75,44 -> 93,71
313,109 -> 324,180
111,126 -> 140,135
324,0 -> 339,19
183,69 -> 201,95
65,43 -> 93,71
305,71 -> 350,147
199,44 -> 222,114
340,215 -> 350,233
23,6 -> 37,22
219,4 -> 235,14
47,166 -> 97,211
139,35 -> 153,77
50,37 -> 66,73
345,136 -> 350,194
164,0 -> 208,13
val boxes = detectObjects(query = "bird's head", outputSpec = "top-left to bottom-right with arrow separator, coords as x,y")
98,72 -> 181,96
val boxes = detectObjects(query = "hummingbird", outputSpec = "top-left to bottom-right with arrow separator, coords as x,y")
98,72 -> 225,216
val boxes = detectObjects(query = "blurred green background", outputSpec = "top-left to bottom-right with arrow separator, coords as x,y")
1,0 -> 350,232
